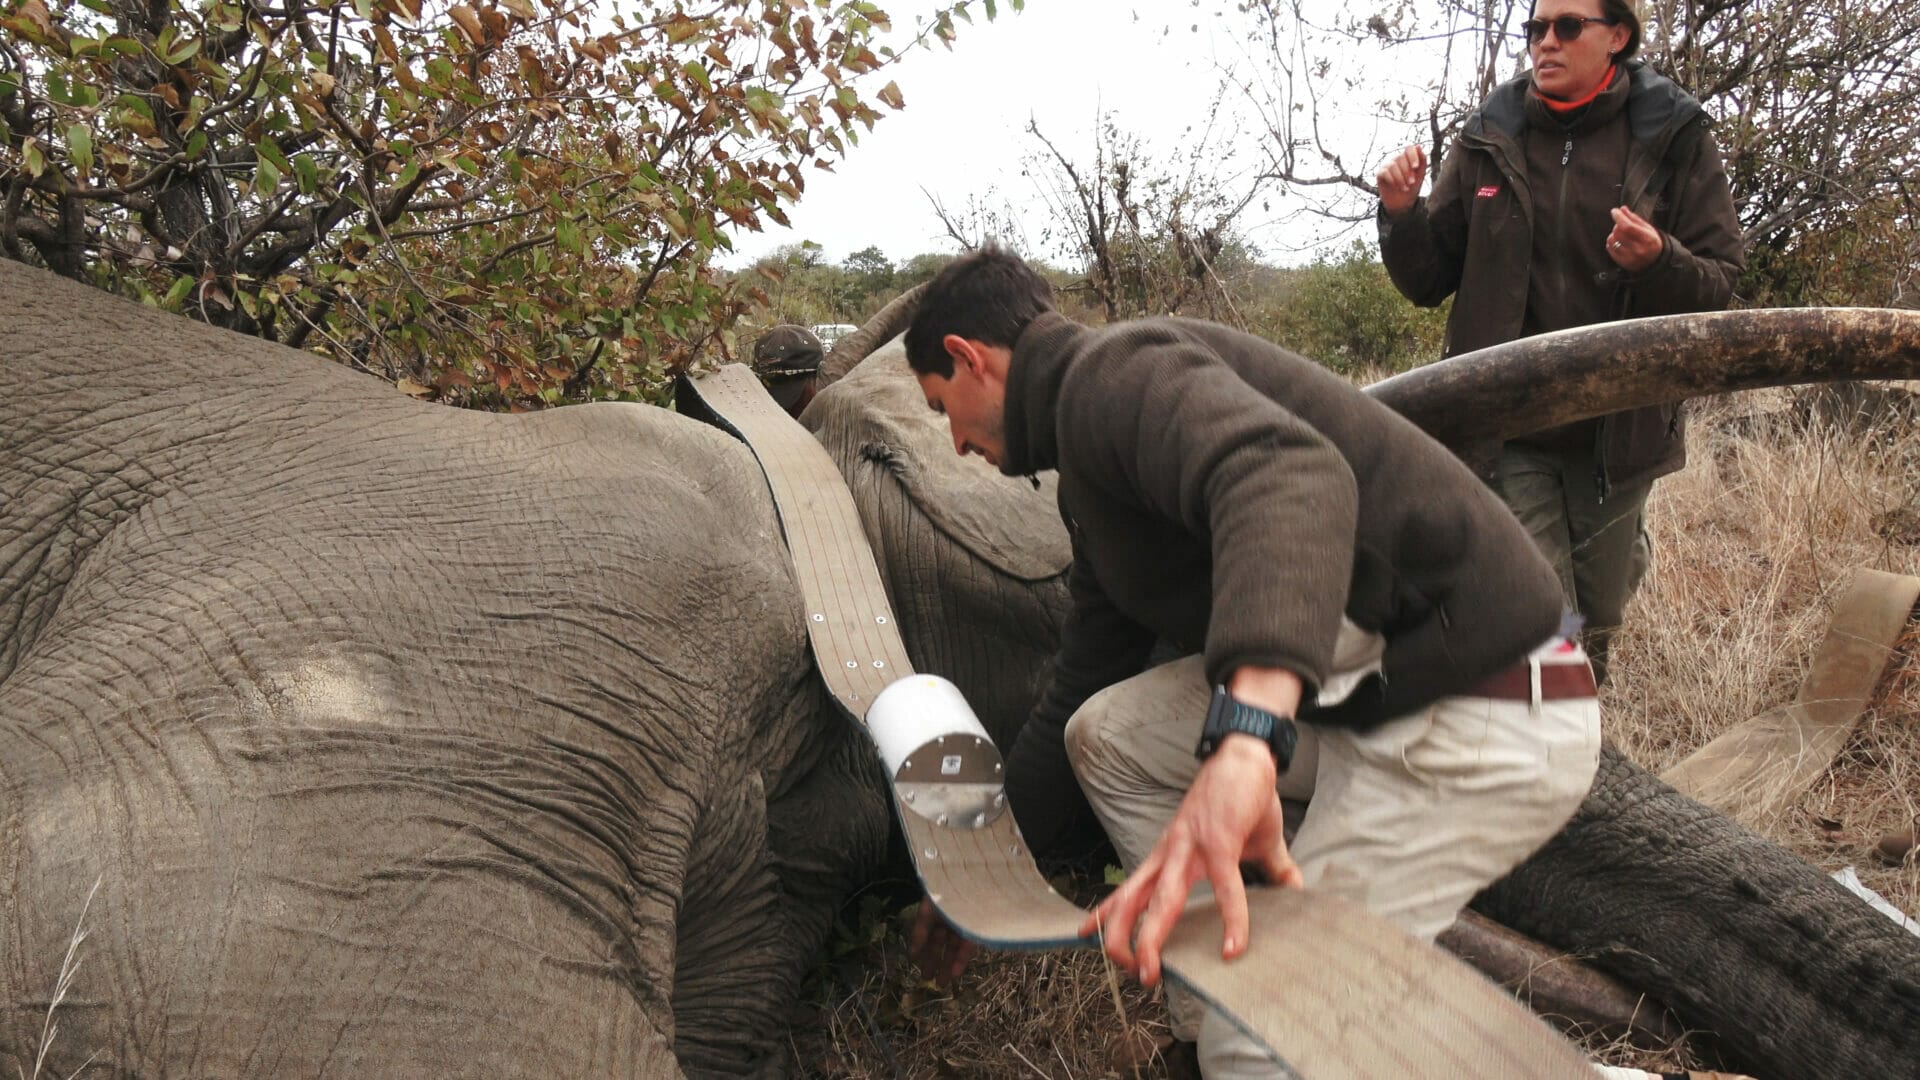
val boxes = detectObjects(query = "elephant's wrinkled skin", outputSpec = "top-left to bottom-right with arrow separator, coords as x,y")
0,258 -> 888,1077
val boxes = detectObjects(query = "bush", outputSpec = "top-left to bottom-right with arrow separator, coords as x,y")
1264,240 -> 1447,376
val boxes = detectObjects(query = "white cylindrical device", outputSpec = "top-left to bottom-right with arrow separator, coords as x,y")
867,674 -> 1008,828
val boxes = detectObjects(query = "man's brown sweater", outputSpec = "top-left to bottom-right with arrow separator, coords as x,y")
999,312 -> 1570,859
1002,312 -> 1566,860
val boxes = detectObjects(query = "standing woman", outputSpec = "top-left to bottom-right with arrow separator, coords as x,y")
1376,0 -> 1744,683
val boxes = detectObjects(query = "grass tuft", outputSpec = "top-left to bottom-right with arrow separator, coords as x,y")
19,878 -> 103,1080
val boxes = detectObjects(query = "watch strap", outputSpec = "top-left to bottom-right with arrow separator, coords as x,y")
1197,685 -> 1298,769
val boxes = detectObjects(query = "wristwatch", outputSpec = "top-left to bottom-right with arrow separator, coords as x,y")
1196,685 -> 1298,770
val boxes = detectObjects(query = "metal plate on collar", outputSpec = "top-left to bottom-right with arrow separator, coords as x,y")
894,733 -> 1007,828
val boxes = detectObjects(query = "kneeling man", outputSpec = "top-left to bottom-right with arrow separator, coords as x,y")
906,244 -> 1601,1078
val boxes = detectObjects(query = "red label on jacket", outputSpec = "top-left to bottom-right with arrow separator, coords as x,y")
1475,185 -> 1501,198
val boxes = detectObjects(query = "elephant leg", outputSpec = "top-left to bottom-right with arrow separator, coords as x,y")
670,762 -> 799,1079
1473,744 -> 1920,1079
672,686 -> 890,1080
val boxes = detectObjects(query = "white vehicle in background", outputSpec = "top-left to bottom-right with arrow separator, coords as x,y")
811,323 -> 857,349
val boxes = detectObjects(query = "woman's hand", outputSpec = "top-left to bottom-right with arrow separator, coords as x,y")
1376,145 -> 1428,217
1606,206 -> 1664,272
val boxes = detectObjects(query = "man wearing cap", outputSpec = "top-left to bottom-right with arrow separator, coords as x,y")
904,243 -> 1603,1079
752,324 -> 826,418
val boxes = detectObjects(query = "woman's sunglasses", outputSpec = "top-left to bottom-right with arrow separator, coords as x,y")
1521,15 -> 1617,43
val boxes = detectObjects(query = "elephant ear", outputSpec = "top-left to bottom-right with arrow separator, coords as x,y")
803,334 -> 1070,582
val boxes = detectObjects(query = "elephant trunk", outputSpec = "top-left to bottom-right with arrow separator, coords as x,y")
1474,746 -> 1920,1079
818,282 -> 927,387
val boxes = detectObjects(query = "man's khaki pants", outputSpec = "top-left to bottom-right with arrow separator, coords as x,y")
1065,650 -> 1602,1079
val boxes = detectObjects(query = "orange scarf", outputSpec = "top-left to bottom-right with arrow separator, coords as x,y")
1533,64 -> 1617,112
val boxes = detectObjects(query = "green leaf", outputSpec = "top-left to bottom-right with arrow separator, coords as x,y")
67,125 -> 92,174
114,92 -> 153,121
163,276 -> 194,307
256,137 -> 291,172
184,131 -> 208,159
681,60 -> 711,92
22,139 -> 44,179
255,158 -> 279,197
165,37 -> 202,65
292,153 -> 320,194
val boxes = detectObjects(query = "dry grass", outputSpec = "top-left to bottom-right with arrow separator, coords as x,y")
1608,389 -> 1920,915
19,878 -> 102,1080
792,884 -> 1177,1080
792,387 -> 1920,1078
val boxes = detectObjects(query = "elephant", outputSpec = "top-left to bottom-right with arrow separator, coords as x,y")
5,250 -> 1920,1079
0,257 -> 892,1077
804,302 -> 1920,1080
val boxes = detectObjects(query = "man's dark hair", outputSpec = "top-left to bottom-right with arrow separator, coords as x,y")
904,242 -> 1055,378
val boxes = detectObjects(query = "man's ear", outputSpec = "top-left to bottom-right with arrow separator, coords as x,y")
942,333 -> 981,378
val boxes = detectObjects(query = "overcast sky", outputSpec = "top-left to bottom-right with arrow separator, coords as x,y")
721,0 -> 1431,269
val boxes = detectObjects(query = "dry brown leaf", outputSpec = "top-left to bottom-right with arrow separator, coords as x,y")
448,4 -> 485,45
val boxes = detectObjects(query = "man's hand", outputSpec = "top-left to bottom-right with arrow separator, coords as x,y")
1078,735 -> 1304,988
909,896 -> 976,988
1376,144 -> 1428,217
1605,206 -> 1664,272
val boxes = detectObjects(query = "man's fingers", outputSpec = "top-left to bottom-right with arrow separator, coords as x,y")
1134,846 -> 1197,987
1088,855 -> 1161,972
1261,849 -> 1305,889
1208,849 -> 1251,960
910,898 -> 936,953
1099,885 -> 1144,972
910,898 -> 980,987
1249,813 -> 1304,890
944,937 -> 977,984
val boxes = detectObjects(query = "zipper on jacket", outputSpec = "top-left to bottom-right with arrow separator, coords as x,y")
1555,135 -> 1574,325
1593,419 -> 1611,503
